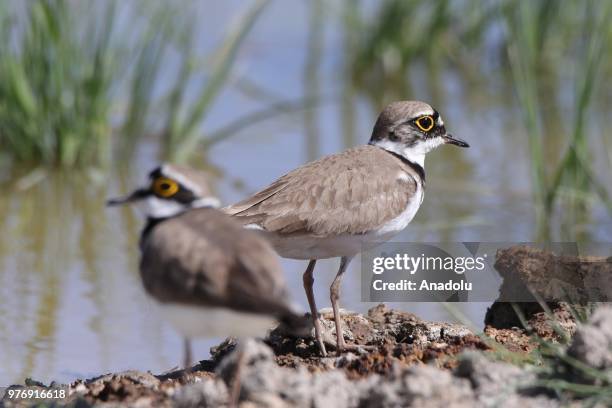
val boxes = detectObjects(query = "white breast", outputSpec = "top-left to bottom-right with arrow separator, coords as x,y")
265,180 -> 424,260
371,181 -> 423,238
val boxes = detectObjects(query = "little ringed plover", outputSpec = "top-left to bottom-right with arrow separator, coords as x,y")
224,100 -> 469,355
107,164 -> 307,368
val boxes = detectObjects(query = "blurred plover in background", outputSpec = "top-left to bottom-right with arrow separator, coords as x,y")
107,164 -> 307,370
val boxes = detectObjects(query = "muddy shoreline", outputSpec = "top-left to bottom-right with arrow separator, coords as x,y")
4,245 -> 611,407
5,302 -> 609,408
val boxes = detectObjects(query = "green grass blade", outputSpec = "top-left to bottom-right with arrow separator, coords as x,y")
171,0 -> 270,162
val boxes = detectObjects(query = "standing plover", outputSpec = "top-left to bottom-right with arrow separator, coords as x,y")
225,101 -> 469,355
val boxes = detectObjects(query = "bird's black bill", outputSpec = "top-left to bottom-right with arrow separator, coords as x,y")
106,188 -> 149,207
442,134 -> 469,148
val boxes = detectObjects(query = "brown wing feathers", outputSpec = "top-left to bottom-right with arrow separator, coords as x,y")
224,145 -> 418,236
140,208 -> 295,317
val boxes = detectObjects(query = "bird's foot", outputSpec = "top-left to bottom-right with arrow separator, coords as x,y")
334,340 -> 377,355
309,315 -> 333,357
320,325 -> 377,355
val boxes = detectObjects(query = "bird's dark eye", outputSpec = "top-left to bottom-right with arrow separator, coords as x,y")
415,115 -> 435,132
153,177 -> 179,198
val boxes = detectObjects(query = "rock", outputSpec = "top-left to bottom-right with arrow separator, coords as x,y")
173,379 -> 228,408
485,301 -> 578,341
567,305 -> 612,384
491,245 -> 611,303
485,245 -> 606,332
455,352 -> 557,407
364,364 -> 476,408
483,326 -> 537,354
66,371 -> 165,408
215,338 -> 358,407
366,304 -> 474,344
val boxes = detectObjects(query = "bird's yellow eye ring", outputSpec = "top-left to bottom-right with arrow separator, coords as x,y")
153,177 -> 179,198
415,115 -> 435,132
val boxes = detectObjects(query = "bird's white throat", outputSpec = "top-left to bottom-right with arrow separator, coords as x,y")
373,137 -> 445,168
136,196 -> 185,219
136,196 -> 220,219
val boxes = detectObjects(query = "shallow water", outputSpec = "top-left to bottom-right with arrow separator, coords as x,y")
0,1 -> 610,385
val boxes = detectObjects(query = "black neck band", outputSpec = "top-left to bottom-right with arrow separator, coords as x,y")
375,145 -> 426,184
140,217 -> 169,248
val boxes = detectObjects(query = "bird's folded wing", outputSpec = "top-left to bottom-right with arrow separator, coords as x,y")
224,145 -> 418,236
140,209 -> 295,317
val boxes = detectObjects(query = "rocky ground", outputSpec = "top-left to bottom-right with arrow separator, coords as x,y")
3,303 -> 611,408
3,246 -> 611,407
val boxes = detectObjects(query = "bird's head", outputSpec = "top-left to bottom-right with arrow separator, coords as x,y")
369,100 -> 469,166
107,164 -> 219,219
